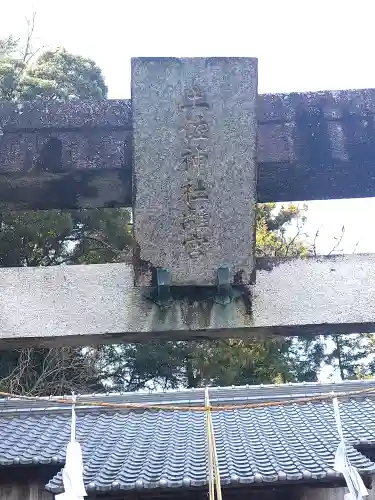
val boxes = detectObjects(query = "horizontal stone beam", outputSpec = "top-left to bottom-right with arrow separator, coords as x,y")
0,169 -> 131,211
1,88 -> 375,209
0,254 -> 373,348
0,99 -> 132,129
258,88 -> 375,202
0,100 -> 132,210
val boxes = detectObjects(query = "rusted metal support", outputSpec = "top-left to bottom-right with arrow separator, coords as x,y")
0,254 -> 373,348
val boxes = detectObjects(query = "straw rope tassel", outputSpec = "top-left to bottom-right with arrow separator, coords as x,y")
55,393 -> 87,500
332,394 -> 368,500
205,387 -> 215,500
205,388 -> 222,500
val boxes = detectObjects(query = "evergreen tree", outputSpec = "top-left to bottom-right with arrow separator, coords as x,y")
325,334 -> 370,380
0,21 -> 372,394
0,29 -> 130,395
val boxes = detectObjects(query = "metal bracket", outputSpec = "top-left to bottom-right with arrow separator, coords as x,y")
145,267 -> 235,307
213,267 -> 234,305
145,267 -> 173,308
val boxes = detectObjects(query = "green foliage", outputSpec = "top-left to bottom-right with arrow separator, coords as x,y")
256,202 -> 310,257
325,334 -> 370,380
100,203 -> 320,391
0,209 -> 131,267
286,336 -> 326,381
100,339 -> 297,392
0,36 -> 19,57
0,56 -> 25,101
100,205 -> 374,390
21,48 -> 108,101
0,39 -> 107,102
0,26 -> 373,393
0,207 -> 132,395
0,32 -> 127,395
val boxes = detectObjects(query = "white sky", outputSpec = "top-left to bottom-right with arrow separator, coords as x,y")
1,0 -> 375,254
2,0 -> 375,380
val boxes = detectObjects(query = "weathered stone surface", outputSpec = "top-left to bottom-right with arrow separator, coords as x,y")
0,130 -> 130,172
257,123 -> 296,163
0,255 -> 373,347
4,87 -> 375,210
0,100 -> 132,209
132,57 -> 258,285
0,99 -> 131,129
257,88 -> 375,122
0,169 -> 131,210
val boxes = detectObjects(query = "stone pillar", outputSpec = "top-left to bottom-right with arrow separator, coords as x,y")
132,57 -> 258,286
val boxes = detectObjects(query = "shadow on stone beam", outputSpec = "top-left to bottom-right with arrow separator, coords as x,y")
2,88 -> 375,209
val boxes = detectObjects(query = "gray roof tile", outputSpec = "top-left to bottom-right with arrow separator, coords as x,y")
0,381 -> 374,493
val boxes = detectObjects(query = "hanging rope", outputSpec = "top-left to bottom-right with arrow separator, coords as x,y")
205,388 -> 215,500
1,386 -> 371,499
205,388 -> 222,500
0,385 -> 374,412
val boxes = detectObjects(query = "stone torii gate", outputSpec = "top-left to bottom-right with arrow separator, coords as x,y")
0,56 -> 374,348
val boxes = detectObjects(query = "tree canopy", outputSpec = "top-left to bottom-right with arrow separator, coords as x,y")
0,31 -> 130,394
0,24 -> 107,102
0,23 -> 372,394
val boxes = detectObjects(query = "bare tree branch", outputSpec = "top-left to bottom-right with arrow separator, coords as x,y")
327,225 -> 345,256
0,346 -> 102,396
312,229 -> 320,257
22,13 -> 37,63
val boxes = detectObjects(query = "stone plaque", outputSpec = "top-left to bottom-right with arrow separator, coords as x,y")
132,57 -> 258,285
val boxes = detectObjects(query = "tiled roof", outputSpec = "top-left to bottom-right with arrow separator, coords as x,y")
0,381 -> 374,494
